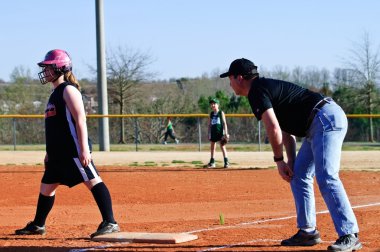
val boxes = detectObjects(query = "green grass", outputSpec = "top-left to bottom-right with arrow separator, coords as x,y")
128,162 -> 139,166
341,142 -> 380,151
191,161 -> 203,164
143,161 -> 157,166
172,160 -> 186,163
1,142 -> 379,152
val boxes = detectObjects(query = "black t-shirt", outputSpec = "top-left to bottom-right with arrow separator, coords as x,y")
45,82 -> 91,160
248,77 -> 324,137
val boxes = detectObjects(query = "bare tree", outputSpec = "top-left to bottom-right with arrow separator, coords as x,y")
10,66 -> 33,84
106,46 -> 156,143
344,32 -> 380,142
269,65 -> 291,81
291,66 -> 304,86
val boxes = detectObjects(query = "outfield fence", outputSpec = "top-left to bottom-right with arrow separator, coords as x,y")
0,114 -> 379,151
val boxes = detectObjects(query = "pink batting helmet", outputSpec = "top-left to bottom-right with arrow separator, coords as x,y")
38,49 -> 73,84
38,49 -> 72,72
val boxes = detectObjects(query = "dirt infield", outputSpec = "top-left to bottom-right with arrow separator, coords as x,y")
0,151 -> 379,251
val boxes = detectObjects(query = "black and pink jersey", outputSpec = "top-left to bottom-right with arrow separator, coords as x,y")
44,82 -> 88,160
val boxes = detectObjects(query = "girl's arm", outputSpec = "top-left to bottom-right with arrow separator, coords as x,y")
221,111 -> 229,138
63,85 -> 91,167
208,116 -> 211,140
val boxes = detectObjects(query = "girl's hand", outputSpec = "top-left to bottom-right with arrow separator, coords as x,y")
80,151 -> 92,167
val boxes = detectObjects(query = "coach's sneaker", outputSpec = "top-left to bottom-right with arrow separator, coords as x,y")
281,229 -> 322,246
15,221 -> 46,235
327,233 -> 362,251
90,221 -> 120,238
175,139 -> 179,144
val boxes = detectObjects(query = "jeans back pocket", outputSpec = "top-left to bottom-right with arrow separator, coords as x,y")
317,112 -> 345,132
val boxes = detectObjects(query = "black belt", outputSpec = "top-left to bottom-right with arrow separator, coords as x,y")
306,97 -> 333,130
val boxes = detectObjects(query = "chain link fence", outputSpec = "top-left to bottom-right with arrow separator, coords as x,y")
0,114 -> 379,151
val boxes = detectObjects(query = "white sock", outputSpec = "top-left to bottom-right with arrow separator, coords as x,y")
301,227 -> 316,233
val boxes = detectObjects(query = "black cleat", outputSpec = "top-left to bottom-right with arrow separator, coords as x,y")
207,162 -> 216,168
15,221 -> 46,235
90,221 -> 120,238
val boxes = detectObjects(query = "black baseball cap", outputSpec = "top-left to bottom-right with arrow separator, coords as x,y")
219,58 -> 258,78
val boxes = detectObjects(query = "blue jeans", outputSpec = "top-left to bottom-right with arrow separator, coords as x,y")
291,101 -> 359,237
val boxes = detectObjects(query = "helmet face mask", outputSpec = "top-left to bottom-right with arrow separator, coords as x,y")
38,65 -> 60,85
37,49 -> 72,85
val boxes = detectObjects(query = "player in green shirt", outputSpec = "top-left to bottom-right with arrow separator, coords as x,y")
163,117 -> 179,144
207,98 -> 229,168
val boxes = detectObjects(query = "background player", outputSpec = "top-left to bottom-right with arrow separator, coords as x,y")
15,49 -> 120,239
163,117 -> 179,144
207,98 -> 229,168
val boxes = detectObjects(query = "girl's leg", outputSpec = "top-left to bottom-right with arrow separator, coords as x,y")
220,143 -> 229,167
169,129 -> 176,140
15,183 -> 58,235
33,183 -> 59,226
87,178 -> 116,224
210,141 -> 216,159
88,178 -> 120,238
208,142 -> 216,167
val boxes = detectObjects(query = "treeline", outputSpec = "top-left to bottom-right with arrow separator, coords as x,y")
0,64 -> 379,145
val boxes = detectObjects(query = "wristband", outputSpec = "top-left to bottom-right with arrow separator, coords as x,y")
273,155 -> 284,162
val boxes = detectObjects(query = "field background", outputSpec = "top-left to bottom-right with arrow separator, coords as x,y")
0,150 -> 379,251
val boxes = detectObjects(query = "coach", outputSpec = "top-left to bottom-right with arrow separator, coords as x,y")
220,58 -> 362,252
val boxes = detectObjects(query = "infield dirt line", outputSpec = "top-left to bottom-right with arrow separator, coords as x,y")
68,201 -> 380,252
187,202 -> 380,234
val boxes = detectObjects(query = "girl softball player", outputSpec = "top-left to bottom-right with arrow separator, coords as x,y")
15,49 -> 120,239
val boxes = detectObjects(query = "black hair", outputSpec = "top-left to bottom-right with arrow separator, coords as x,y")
233,73 -> 259,80
243,73 -> 259,80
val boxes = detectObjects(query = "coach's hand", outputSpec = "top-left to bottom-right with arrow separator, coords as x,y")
276,161 -> 293,182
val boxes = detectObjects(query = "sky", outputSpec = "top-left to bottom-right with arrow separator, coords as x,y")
1,0 -> 379,82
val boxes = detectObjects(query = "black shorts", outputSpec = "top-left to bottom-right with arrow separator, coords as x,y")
42,158 -> 100,188
210,133 -> 223,143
